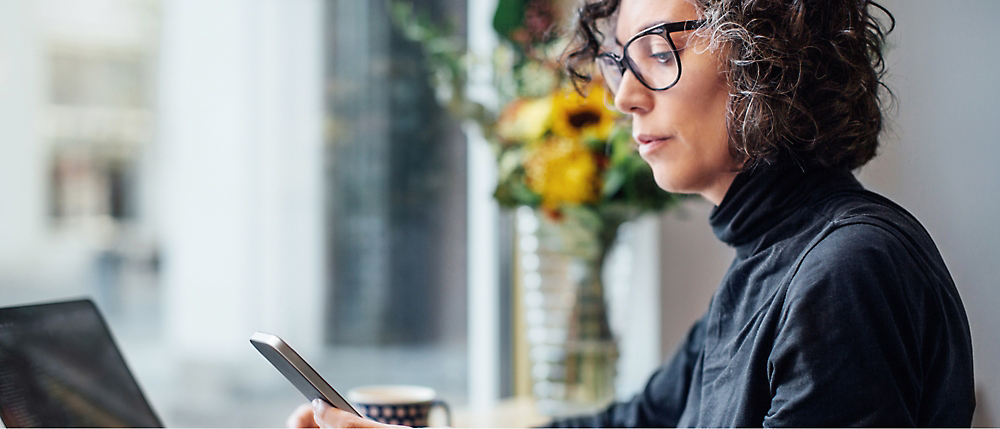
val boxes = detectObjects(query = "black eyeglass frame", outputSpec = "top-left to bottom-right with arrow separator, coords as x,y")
597,19 -> 705,93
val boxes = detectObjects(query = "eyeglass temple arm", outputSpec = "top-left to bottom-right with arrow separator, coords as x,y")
662,19 -> 704,33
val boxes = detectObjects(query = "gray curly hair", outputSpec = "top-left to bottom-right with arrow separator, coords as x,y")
564,0 -> 895,171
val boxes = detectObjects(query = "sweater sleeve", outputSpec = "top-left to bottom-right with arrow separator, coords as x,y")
764,222 -> 926,427
544,315 -> 706,428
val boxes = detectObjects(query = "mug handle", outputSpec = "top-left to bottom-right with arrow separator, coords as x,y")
430,399 -> 451,427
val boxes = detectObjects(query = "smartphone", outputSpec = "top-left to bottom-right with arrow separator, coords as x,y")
250,331 -> 362,417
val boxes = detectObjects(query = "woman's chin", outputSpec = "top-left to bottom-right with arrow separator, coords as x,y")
651,170 -> 684,194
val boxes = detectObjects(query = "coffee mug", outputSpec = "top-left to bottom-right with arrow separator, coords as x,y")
347,385 -> 450,427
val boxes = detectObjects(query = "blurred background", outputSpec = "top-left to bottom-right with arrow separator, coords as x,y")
0,0 -> 997,427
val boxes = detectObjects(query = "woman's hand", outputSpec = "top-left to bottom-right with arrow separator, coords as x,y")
286,399 -> 402,428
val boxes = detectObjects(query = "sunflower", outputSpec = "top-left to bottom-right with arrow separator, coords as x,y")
550,84 -> 616,142
523,136 -> 600,209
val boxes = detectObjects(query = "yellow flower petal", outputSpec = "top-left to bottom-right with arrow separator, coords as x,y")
524,137 -> 600,208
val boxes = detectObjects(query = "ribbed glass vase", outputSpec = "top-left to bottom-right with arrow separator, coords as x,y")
517,207 -> 626,416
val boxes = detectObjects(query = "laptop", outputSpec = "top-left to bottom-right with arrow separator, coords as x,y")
0,299 -> 163,428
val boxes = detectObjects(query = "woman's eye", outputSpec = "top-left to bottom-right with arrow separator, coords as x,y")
650,51 -> 674,64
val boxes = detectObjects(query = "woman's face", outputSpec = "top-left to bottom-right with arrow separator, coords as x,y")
613,0 -> 740,205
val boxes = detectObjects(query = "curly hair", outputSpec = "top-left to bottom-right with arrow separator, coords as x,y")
564,0 -> 895,171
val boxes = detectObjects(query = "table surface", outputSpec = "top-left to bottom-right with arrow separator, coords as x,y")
452,396 -> 551,428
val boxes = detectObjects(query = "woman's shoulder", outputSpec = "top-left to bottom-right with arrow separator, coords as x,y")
788,189 -> 955,303
807,185 -> 939,256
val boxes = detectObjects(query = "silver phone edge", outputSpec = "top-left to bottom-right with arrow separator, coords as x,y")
250,331 -> 363,418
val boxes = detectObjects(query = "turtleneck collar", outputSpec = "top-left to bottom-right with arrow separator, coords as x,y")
709,161 -> 860,250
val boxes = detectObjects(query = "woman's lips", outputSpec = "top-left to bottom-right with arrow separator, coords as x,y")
634,134 -> 671,157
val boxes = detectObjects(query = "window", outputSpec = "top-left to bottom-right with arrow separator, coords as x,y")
321,0 -> 469,396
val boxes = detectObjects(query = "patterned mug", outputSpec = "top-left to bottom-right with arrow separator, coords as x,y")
347,385 -> 450,427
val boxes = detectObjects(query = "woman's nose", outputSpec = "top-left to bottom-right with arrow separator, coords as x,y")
613,70 -> 653,114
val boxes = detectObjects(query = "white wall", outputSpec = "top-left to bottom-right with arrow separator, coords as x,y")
868,1 -> 1000,425
658,1 -> 1000,425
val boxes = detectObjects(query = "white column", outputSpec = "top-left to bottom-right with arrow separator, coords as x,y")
0,0 -> 45,272
251,0 -> 325,358
466,0 -> 501,411
158,0 -> 324,362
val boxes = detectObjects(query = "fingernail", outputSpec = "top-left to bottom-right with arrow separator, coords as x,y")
312,399 -> 323,409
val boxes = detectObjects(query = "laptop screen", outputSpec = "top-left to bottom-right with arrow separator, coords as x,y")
0,299 -> 163,428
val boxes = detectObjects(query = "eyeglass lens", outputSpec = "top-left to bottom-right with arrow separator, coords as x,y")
598,33 -> 680,95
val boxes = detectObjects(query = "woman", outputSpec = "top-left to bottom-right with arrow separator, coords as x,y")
289,0 -> 976,426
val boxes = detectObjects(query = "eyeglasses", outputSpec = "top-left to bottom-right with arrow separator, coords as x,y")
596,20 -> 704,95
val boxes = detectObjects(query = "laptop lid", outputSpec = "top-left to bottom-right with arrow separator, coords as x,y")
0,299 -> 163,428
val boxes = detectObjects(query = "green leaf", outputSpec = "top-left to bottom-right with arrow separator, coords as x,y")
583,135 -> 605,151
493,0 -> 527,41
602,166 -> 626,199
494,173 -> 542,208
510,181 -> 543,206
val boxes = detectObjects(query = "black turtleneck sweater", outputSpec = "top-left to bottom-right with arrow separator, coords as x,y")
548,163 -> 975,427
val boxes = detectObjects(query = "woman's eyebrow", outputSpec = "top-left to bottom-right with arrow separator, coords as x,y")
615,19 -> 672,46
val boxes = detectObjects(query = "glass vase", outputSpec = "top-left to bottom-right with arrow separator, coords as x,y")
517,207 -> 627,416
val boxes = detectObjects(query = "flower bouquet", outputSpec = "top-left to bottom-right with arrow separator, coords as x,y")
392,0 -> 683,413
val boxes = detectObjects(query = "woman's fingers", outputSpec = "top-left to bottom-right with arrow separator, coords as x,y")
312,399 -> 399,428
286,403 -> 320,428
